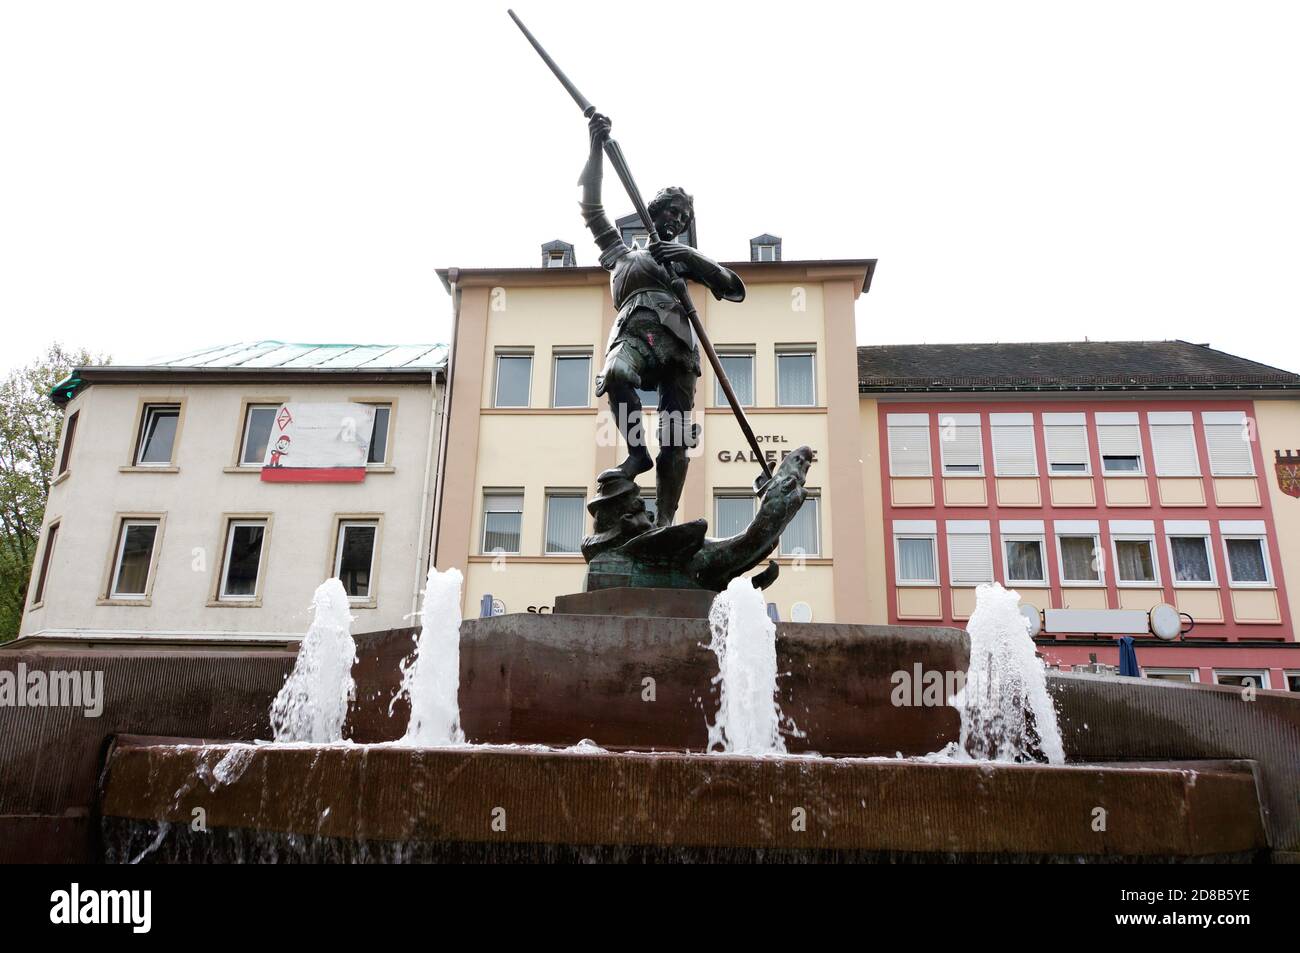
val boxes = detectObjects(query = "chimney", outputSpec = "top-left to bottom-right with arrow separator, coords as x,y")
541,239 -> 575,268
750,234 -> 782,262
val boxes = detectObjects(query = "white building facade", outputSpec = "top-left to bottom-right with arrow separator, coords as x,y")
21,342 -> 445,646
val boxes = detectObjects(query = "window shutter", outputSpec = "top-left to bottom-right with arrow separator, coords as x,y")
888,416 -> 932,477
941,423 -> 983,473
1202,412 -> 1254,476
991,424 -> 1037,476
1150,424 -> 1199,476
1097,424 -> 1140,457
947,534 -> 993,585
1045,424 -> 1088,469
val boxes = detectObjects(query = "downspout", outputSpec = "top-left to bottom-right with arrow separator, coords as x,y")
410,365 -> 444,622
429,268 -> 462,571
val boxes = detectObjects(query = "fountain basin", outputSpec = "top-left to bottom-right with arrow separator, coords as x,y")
350,613 -> 968,756
99,738 -> 1268,862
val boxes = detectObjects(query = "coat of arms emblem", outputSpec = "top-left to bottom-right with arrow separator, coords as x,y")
1277,450 -> 1300,499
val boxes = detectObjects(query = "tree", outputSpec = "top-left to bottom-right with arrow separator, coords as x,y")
0,344 -> 108,640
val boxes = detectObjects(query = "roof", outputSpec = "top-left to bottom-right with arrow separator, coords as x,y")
51,341 -> 447,404
857,340 -> 1300,393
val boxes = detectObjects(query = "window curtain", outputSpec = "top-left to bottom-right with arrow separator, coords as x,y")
1006,540 -> 1044,581
780,498 -> 819,556
715,497 -> 755,537
777,354 -> 814,405
1059,537 -> 1099,581
545,496 -> 585,554
1115,540 -> 1155,582
716,355 -> 754,406
897,537 -> 935,582
1226,538 -> 1267,582
1170,537 -> 1211,582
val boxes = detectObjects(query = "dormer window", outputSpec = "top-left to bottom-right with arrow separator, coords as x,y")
540,240 -> 575,268
546,251 -> 567,268
749,233 -> 782,262
627,229 -> 649,249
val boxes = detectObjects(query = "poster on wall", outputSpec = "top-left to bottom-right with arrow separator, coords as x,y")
260,402 -> 376,483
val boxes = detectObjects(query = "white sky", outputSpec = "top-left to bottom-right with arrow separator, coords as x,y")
2,0 -> 1298,373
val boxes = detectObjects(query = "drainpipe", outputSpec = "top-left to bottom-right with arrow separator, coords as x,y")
429,268 -> 461,572
410,365 -> 444,623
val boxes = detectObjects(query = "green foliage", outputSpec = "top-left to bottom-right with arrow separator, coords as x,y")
0,344 -> 107,641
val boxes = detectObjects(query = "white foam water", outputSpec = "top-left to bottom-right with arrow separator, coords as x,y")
394,566 -> 466,746
270,579 -> 357,743
954,582 -> 1064,764
706,577 -> 786,755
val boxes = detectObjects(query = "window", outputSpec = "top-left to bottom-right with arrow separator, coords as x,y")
714,492 -> 756,538
32,522 -> 59,606
938,414 -> 983,476
1107,535 -> 1159,587
887,414 -> 931,477
946,522 -> 993,585
895,536 -> 938,585
482,493 -> 523,554
1097,413 -> 1143,474
1168,535 -> 1214,585
494,353 -> 533,408
1214,670 -> 1270,690
134,404 -> 180,466
1148,412 -> 1200,476
636,387 -> 658,409
1223,536 -> 1270,586
714,352 -> 755,407
1056,525 -> 1102,584
545,493 -> 585,554
626,228 -> 649,249
546,251 -> 567,267
1043,413 -> 1089,474
990,413 -> 1037,477
240,405 -> 279,466
755,244 -> 777,262
779,492 -> 820,556
334,520 -> 378,601
1202,411 -> 1254,476
552,353 -> 592,408
776,351 -> 815,407
1003,538 -> 1046,585
641,493 -> 657,524
219,520 -> 267,600
57,411 -> 79,476
110,519 -> 160,598
1286,672 -> 1300,693
1145,669 -> 1199,683
367,404 -> 392,465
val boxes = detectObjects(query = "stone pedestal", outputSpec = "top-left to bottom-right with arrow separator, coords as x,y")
554,587 -> 715,619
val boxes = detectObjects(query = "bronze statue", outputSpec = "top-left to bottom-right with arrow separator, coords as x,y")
580,111 -> 744,527
509,9 -> 814,593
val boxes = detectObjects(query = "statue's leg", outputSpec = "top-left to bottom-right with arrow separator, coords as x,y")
596,341 -> 653,480
652,367 -> 698,527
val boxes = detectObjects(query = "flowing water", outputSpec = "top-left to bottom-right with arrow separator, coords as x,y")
269,579 -> 357,743
394,566 -> 466,746
706,577 -> 786,755
953,582 -> 1064,763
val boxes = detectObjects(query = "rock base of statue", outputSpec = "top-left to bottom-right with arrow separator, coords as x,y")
579,446 -> 815,593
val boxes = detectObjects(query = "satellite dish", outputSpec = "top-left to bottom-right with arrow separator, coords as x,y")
1019,603 -> 1042,637
1150,603 -> 1182,641
790,601 -> 814,624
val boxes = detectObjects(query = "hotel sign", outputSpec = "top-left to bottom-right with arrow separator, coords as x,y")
716,434 -> 817,465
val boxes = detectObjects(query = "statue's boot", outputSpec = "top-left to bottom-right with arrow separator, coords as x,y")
653,447 -> 688,527
597,449 -> 653,483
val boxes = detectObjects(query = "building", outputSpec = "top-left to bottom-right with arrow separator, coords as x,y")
434,234 -> 876,623
20,341 -> 446,645
433,236 -> 1300,691
863,341 -> 1300,690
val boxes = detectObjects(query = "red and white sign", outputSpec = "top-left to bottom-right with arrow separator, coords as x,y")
260,402 -> 377,483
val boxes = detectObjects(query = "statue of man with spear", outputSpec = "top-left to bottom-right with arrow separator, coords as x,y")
579,110 -> 745,527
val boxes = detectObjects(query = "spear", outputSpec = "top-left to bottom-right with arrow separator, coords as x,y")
507,9 -> 775,494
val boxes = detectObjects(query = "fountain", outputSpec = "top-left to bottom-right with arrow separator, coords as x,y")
706,578 -> 786,755
393,566 -> 466,747
269,579 -> 356,744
